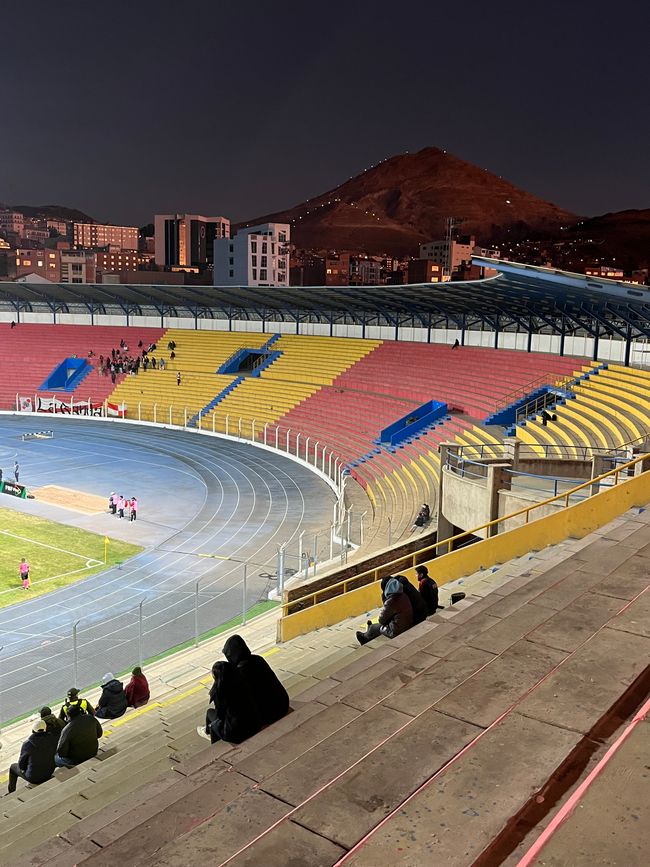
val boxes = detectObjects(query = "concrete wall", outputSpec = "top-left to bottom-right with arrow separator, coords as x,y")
440,465 -> 491,539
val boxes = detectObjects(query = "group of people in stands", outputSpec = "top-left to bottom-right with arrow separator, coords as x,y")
356,565 -> 440,645
97,339 -> 170,383
6,667 -> 149,793
199,635 -> 290,745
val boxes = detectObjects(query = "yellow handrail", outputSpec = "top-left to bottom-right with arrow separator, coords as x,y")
283,451 -> 649,614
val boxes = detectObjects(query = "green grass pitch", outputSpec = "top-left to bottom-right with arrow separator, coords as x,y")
0,508 -> 143,607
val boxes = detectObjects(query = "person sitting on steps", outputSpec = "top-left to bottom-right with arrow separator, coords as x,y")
356,577 -> 413,645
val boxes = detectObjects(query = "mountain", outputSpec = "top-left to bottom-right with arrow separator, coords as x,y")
561,209 -> 650,271
4,203 -> 97,223
238,146 -> 577,255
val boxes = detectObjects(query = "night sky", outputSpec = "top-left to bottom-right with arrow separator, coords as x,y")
2,0 -> 648,226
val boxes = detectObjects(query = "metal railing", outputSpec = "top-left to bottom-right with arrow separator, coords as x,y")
283,451 -> 650,615
494,372 -> 573,413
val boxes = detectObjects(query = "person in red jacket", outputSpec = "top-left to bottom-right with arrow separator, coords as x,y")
125,666 -> 150,708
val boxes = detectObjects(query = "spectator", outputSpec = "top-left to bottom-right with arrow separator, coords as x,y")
138,340 -> 143,348
95,672 -> 128,719
170,350 -> 176,361
125,666 -> 150,708
452,338 -> 460,349
55,704 -> 103,768
176,371 -> 181,386
14,460 -> 19,483
159,358 -> 165,371
198,660 -> 260,745
410,503 -> 430,532
7,720 -> 57,793
393,574 -> 428,624
40,706 -> 65,736
59,687 -> 94,721
223,635 -> 289,727
10,320 -> 16,328
415,565 -> 439,616
356,577 -> 413,645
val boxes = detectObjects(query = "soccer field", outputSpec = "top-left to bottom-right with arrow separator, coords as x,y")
0,508 -> 142,607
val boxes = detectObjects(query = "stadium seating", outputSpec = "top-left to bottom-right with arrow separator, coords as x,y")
4,508 -> 649,866
0,323 -> 164,410
514,364 -> 650,457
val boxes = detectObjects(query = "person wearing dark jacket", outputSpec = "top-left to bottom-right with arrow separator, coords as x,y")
356,578 -> 414,645
95,672 -> 128,719
40,706 -> 65,736
416,565 -> 439,616
55,705 -> 103,768
59,687 -> 94,721
8,720 -> 58,792
125,666 -> 150,709
198,660 -> 261,745
223,635 -> 289,727
393,575 -> 428,625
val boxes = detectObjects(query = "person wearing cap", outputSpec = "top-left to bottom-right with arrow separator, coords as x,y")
59,687 -> 94,721
55,705 -> 103,768
8,720 -> 58,793
40,706 -> 65,736
95,673 -> 128,720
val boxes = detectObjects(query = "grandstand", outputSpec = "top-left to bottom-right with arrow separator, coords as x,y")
0,258 -> 649,865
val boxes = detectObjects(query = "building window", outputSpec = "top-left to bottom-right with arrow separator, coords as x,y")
251,241 -> 257,253
279,232 -> 286,243
229,257 -> 234,265
261,255 -> 267,267
229,244 -> 234,252
252,269 -> 257,280
229,269 -> 234,278
262,242 -> 267,254
278,272 -> 286,282
260,269 -> 267,280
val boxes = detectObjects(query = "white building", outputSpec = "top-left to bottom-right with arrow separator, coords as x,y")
214,223 -> 290,287
154,214 -> 230,268
420,236 -> 500,277
73,222 -> 139,252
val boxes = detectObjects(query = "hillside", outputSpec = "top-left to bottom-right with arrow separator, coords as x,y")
2,203 -> 96,223
238,146 -> 577,254
562,209 -> 650,270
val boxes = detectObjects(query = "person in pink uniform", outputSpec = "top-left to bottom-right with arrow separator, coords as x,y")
117,495 -> 126,519
129,497 -> 138,522
20,558 -> 30,589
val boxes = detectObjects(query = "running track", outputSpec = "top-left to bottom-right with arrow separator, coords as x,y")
0,416 -> 335,722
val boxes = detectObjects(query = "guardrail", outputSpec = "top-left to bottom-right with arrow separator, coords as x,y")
282,451 -> 650,617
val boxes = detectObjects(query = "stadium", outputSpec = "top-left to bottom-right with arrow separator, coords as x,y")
0,257 -> 648,865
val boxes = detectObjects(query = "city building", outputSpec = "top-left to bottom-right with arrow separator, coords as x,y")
73,222 -> 139,252
584,264 -> 625,280
420,235 -> 476,276
95,247 -> 140,276
154,214 -> 230,269
325,253 -> 351,286
45,219 -> 69,236
23,226 -> 50,244
407,259 -> 445,283
0,210 -> 24,237
60,250 -> 96,283
13,248 -> 61,281
214,223 -> 289,287
350,256 -> 381,285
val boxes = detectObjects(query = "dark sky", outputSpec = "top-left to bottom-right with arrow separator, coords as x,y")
2,0 -> 648,226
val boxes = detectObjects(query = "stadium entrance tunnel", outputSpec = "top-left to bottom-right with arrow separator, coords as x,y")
217,347 -> 282,377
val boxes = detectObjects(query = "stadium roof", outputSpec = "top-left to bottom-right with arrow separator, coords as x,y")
1,258 -> 650,360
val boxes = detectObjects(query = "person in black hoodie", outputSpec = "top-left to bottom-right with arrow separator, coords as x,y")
8,720 -> 58,793
415,565 -> 439,616
223,635 -> 289,727
357,578 -> 414,644
40,706 -> 65,736
95,672 -> 128,720
198,660 -> 261,745
55,704 -> 103,768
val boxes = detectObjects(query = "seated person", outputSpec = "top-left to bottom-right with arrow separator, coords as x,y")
198,660 -> 261,745
55,705 -> 103,768
415,564 -> 439,616
40,706 -> 65,735
7,720 -> 58,793
59,687 -> 94,721
356,577 -> 413,645
95,673 -> 128,719
125,666 -> 150,709
393,574 -> 428,624
223,635 -> 289,727
411,503 -> 430,531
